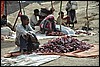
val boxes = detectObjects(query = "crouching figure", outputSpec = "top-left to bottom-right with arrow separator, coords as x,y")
15,15 -> 40,53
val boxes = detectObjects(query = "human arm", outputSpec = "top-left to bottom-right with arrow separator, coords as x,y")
56,16 -> 67,26
16,24 -> 28,36
56,16 -> 60,25
27,24 -> 36,34
16,24 -> 35,40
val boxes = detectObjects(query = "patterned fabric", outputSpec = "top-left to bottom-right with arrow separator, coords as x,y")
40,14 -> 55,30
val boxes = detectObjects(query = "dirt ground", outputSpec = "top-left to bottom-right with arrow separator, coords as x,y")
1,1 -> 99,66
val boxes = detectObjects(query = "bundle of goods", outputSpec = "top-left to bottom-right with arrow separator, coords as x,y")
35,36 -> 93,53
75,30 -> 91,35
46,31 -> 65,36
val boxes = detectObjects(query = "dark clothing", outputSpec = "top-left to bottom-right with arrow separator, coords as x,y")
1,18 -> 7,26
67,9 -> 77,24
66,1 -> 78,28
67,9 -> 77,28
20,33 -> 40,52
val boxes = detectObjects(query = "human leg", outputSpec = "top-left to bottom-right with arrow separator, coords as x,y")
20,35 -> 28,51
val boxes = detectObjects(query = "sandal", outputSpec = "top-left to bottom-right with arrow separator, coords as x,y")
4,51 -> 21,58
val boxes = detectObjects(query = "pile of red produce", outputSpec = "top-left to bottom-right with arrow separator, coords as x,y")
35,36 -> 93,53
46,31 -> 65,36
75,31 -> 91,35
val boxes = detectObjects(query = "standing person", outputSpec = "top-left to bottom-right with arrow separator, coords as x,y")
30,9 -> 40,29
66,1 -> 78,28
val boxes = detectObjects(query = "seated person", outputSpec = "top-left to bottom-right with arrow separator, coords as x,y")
1,15 -> 15,31
1,15 -> 7,26
56,11 -> 70,27
30,9 -> 40,29
15,15 -> 40,53
39,11 -> 57,34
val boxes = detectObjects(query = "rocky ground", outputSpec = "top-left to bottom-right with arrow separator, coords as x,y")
1,1 -> 99,66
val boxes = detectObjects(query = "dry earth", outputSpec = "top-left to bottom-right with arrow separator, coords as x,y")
1,1 -> 99,66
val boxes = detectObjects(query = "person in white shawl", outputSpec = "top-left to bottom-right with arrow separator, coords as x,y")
15,15 -> 40,53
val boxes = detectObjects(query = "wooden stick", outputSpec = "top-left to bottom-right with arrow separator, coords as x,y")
86,1 -> 89,32
13,1 -> 22,30
60,1 -> 62,31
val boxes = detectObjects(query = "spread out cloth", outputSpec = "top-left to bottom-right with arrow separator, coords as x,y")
1,54 -> 60,66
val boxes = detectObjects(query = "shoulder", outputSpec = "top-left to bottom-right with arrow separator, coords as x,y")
27,24 -> 31,27
16,24 -> 22,28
